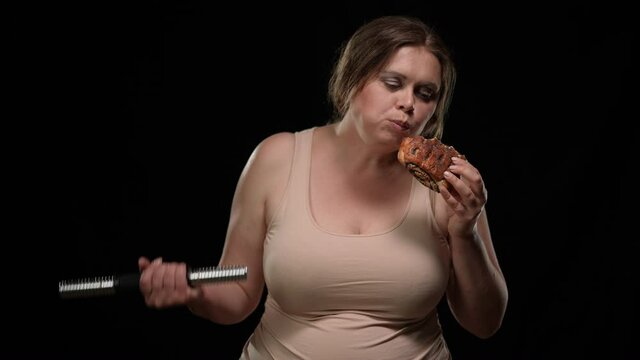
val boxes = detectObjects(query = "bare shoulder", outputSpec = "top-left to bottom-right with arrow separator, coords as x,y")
239,132 -> 295,193
255,132 -> 295,159
238,132 -> 296,222
247,132 -> 295,173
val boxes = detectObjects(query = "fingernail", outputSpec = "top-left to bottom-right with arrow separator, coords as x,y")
444,171 -> 452,177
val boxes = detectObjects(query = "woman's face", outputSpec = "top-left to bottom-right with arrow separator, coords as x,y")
348,45 -> 442,146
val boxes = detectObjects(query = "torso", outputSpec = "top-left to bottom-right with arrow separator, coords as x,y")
245,127 -> 453,359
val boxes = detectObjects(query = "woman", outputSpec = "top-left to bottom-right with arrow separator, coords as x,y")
139,15 -> 508,359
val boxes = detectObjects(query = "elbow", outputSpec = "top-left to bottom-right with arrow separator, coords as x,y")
188,285 -> 262,325
211,315 -> 247,325
471,317 -> 504,339
474,330 -> 497,340
472,290 -> 509,339
215,301 -> 259,325
464,310 -> 505,339
462,289 -> 508,339
205,300 -> 259,325
197,306 -> 251,325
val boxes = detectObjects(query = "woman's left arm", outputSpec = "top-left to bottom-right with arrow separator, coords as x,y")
438,156 -> 508,339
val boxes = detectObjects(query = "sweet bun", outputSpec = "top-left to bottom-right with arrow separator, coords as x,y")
397,136 -> 465,192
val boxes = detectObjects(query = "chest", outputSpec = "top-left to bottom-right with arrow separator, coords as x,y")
263,221 -> 450,319
309,165 -> 413,235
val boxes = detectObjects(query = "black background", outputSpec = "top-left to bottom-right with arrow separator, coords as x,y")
9,1 -> 637,359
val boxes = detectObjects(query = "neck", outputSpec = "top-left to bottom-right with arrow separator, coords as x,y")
327,123 -> 403,178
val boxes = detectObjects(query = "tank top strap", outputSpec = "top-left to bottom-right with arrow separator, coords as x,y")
266,127 -> 315,233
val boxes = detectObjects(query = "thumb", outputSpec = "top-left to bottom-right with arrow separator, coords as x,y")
138,256 -> 151,272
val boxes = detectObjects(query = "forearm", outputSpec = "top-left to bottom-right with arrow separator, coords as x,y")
448,230 -> 508,338
187,283 -> 260,325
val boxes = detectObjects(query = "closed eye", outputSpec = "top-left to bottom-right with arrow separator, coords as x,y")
383,80 -> 401,90
416,87 -> 438,102
381,77 -> 438,102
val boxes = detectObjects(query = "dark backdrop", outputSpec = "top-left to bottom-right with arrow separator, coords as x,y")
10,1 -> 636,359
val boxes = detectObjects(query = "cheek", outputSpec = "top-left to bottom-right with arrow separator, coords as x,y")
412,105 -> 437,134
352,89 -> 389,116
358,87 -> 386,106
417,103 -> 437,122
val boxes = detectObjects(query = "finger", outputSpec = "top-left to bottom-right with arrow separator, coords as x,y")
448,159 -> 485,200
175,263 -> 189,294
139,261 -> 153,296
163,263 -> 177,293
151,262 -> 167,294
447,171 -> 478,206
138,257 -> 151,272
451,156 -> 476,170
443,171 -> 465,202
439,179 -> 463,211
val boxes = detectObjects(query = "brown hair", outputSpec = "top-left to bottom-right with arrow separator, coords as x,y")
328,16 -> 456,139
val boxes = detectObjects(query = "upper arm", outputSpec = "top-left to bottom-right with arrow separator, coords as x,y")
217,132 -> 295,310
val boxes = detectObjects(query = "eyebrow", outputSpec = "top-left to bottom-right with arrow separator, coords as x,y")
379,71 -> 440,90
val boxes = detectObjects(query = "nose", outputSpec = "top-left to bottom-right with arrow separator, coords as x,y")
396,88 -> 415,113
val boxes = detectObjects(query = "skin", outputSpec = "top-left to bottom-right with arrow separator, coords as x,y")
139,45 -> 508,338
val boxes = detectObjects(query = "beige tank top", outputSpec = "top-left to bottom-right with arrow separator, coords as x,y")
241,128 -> 452,360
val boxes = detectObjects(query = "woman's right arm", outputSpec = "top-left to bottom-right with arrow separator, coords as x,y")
139,132 -> 295,325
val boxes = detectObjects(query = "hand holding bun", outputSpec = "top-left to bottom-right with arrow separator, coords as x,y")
397,136 -> 466,192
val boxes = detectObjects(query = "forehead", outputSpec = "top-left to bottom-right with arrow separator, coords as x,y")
382,46 -> 442,86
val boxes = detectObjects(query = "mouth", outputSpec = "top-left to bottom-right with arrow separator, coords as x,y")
389,119 -> 410,131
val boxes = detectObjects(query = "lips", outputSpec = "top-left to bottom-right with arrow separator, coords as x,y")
390,119 -> 410,131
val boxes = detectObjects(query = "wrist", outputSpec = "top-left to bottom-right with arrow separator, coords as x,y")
448,224 -> 477,241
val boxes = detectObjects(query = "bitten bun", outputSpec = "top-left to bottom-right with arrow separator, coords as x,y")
397,136 -> 465,192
